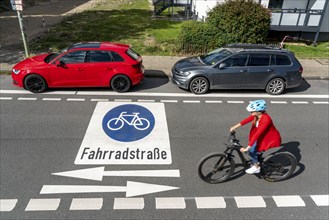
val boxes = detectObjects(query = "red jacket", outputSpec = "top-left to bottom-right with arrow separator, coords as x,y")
240,113 -> 281,152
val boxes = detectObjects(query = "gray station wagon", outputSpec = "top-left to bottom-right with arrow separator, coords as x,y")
171,44 -> 303,95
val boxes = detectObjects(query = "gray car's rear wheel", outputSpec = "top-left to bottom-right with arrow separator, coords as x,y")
266,78 -> 285,95
189,77 -> 209,94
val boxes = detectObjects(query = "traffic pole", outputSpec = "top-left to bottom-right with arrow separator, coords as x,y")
16,10 -> 29,57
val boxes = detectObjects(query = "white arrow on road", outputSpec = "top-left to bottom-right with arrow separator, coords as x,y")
40,181 -> 179,197
52,167 -> 180,181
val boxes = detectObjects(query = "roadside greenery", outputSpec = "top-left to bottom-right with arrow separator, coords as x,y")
29,0 -> 328,58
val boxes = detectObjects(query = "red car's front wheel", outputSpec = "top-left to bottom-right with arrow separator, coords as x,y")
24,74 -> 47,93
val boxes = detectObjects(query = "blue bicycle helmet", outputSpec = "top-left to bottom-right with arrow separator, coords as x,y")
246,100 -> 267,112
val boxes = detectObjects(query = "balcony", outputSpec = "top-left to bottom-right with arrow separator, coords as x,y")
270,8 -> 325,32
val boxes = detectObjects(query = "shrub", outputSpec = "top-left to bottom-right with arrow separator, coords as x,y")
176,20 -> 220,54
207,0 -> 271,44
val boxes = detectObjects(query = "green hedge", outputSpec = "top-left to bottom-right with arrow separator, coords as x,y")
176,0 -> 271,54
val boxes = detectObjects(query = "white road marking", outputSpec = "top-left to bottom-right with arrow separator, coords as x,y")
310,195 -> 329,206
272,195 -> 305,207
183,100 -> 201,103
156,197 -> 186,209
25,198 -> 60,211
313,101 -> 329,104
234,196 -> 266,208
0,199 -> 17,212
205,100 -> 222,103
42,98 -> 61,101
90,99 -> 109,102
1,90 -> 328,99
114,99 -> 132,102
17,97 -> 37,101
0,97 -> 12,100
292,101 -> 309,104
113,198 -> 144,210
195,197 -> 226,209
67,98 -> 85,102
161,100 -> 178,103
69,198 -> 103,210
227,101 -> 244,104
270,101 -> 288,104
138,99 -> 155,102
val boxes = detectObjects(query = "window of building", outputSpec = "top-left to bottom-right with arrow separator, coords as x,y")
269,0 -> 284,9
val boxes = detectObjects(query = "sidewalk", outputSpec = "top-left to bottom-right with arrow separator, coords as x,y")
0,0 -> 328,79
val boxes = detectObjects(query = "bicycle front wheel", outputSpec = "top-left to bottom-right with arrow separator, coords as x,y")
198,153 -> 235,184
261,152 -> 297,182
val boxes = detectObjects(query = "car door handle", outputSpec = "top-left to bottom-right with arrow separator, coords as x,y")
106,67 -> 113,70
77,68 -> 84,71
240,69 -> 247,72
267,69 -> 274,72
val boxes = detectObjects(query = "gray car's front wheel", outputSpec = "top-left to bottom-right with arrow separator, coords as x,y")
189,77 -> 209,94
266,78 -> 285,95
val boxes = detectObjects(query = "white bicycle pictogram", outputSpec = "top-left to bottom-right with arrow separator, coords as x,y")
107,111 -> 150,131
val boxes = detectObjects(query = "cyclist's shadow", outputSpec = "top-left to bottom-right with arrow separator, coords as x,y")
231,141 -> 304,181
274,141 -> 305,179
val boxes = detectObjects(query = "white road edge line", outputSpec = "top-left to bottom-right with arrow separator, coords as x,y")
1,90 -> 328,99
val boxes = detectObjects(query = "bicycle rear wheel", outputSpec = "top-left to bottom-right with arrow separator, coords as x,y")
198,153 -> 235,183
261,152 -> 297,182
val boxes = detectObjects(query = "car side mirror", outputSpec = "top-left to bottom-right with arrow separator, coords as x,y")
57,60 -> 66,67
219,63 -> 227,69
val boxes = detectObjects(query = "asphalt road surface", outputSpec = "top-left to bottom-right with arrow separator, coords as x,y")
0,76 -> 328,220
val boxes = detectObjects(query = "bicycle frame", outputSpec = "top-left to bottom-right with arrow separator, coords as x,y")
115,112 -> 143,126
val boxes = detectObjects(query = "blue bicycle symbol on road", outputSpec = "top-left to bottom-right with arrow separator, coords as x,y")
102,104 -> 155,142
107,112 -> 150,131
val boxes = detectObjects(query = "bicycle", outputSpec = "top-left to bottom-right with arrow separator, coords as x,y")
107,112 -> 150,131
198,131 -> 297,183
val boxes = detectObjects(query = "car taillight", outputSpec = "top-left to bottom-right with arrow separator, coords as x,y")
298,67 -> 303,74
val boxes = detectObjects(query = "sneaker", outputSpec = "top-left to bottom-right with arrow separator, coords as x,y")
246,165 -> 260,174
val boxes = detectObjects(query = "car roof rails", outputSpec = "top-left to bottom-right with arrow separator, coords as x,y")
68,42 -> 101,50
225,43 -> 280,50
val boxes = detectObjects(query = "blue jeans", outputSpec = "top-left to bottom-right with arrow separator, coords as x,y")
248,142 -> 258,164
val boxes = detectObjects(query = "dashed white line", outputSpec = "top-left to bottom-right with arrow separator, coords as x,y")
42,98 -> 61,101
113,198 -> 144,210
114,99 -> 132,102
25,198 -> 60,211
90,99 -> 109,102
310,195 -> 329,206
156,197 -> 186,209
183,100 -> 201,103
234,196 -> 266,208
0,97 -> 12,100
205,100 -> 223,103
313,101 -> 329,104
137,99 -> 155,102
67,98 -> 85,102
70,198 -> 103,210
161,100 -> 178,103
0,199 -> 17,212
195,197 -> 226,209
227,101 -> 244,104
270,101 -> 288,104
272,196 -> 305,207
17,97 -> 37,101
292,101 -> 309,104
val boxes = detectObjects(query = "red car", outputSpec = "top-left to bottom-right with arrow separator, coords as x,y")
11,42 -> 144,93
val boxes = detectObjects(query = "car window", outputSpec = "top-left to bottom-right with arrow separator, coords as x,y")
249,54 -> 270,66
126,48 -> 140,60
223,54 -> 248,67
111,52 -> 124,62
89,50 -> 112,62
276,54 -> 292,65
60,51 -> 86,64
200,49 -> 232,65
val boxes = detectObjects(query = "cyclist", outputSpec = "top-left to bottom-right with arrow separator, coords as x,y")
230,100 -> 281,174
